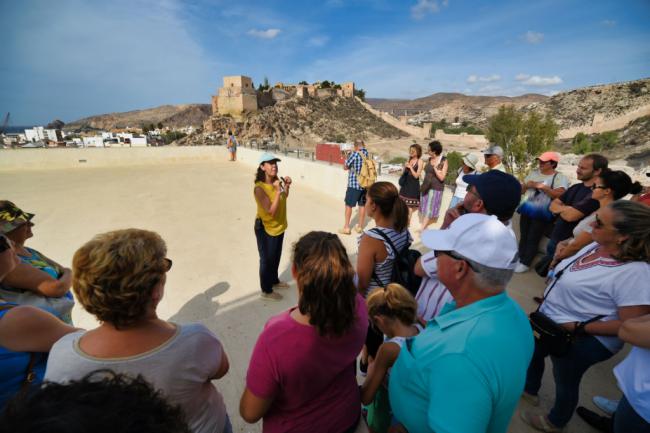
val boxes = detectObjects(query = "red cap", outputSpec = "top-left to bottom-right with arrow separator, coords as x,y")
537,151 -> 560,163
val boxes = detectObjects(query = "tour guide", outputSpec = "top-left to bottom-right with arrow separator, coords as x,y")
253,152 -> 291,301
389,213 -> 534,432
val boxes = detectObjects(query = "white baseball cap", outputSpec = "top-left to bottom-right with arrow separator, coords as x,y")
421,214 -> 518,270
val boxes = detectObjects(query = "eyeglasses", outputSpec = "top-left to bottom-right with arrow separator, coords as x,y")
164,258 -> 173,271
590,184 -> 607,191
593,213 -> 604,229
0,235 -> 10,253
434,250 -> 480,273
538,160 -> 552,165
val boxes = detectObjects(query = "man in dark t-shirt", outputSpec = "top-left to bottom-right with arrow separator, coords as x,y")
539,154 -> 608,273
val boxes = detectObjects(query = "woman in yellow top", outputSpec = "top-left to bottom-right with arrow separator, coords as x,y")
254,153 -> 292,301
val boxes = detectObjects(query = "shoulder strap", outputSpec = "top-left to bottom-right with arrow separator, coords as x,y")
550,172 -> 558,189
368,228 -> 402,288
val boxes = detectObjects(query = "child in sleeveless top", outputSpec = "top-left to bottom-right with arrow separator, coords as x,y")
361,283 -> 422,433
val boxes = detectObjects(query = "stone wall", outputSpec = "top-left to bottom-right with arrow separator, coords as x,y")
433,130 -> 489,149
557,104 -> 650,139
355,97 -> 430,139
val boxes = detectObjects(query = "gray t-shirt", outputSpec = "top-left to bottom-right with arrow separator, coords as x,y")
523,170 -> 570,200
45,323 -> 228,433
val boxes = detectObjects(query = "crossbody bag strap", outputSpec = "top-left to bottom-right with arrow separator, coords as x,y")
369,228 -> 408,288
535,252 -> 584,312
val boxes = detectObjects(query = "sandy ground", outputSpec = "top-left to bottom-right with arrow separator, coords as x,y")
1,157 -> 623,432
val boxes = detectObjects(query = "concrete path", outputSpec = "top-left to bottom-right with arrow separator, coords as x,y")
1,158 -> 620,432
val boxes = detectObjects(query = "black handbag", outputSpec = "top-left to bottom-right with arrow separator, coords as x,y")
530,255 -> 604,357
398,170 -> 409,188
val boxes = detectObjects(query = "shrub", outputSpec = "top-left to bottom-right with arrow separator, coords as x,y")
389,156 -> 407,164
444,151 -> 463,186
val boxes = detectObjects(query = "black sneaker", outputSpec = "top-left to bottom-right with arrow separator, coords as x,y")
576,406 -> 612,432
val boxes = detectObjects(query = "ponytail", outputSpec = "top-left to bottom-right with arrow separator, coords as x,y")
630,181 -> 643,195
366,283 -> 417,326
367,182 -> 409,232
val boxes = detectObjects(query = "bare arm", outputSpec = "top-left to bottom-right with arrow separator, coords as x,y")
0,305 -> 78,352
2,263 -> 71,297
361,342 -> 400,405
240,388 -> 274,423
539,184 -> 566,200
618,314 -> 650,348
433,159 -> 448,182
554,231 -> 593,264
414,257 -> 426,278
563,306 -> 650,336
357,235 -> 382,293
254,184 -> 282,217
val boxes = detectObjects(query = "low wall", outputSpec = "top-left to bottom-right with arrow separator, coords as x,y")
558,104 -> 650,139
0,146 -> 455,205
433,130 -> 488,149
355,97 -> 430,139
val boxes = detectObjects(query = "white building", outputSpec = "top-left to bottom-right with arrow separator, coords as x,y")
24,126 -> 62,143
82,136 -> 104,147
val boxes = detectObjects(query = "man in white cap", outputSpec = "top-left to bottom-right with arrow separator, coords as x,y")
483,144 -> 506,172
389,214 -> 534,433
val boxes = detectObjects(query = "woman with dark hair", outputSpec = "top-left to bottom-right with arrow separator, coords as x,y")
398,143 -> 424,224
551,169 -> 643,267
356,181 -> 411,373
44,229 -> 232,433
521,200 -> 650,432
226,130 -> 238,162
419,141 -> 448,230
254,153 -> 292,301
240,231 -> 368,433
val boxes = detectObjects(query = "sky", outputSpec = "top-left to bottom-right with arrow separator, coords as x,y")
1,0 -> 649,125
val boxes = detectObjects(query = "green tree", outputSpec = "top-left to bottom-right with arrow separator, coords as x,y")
298,80 -> 308,85
157,122 -> 163,130
142,124 -> 150,134
320,80 -> 332,88
354,88 -> 366,100
444,151 -> 463,185
389,156 -> 407,164
487,105 -> 557,178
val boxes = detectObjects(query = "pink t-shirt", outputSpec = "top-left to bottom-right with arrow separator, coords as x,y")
246,294 -> 368,433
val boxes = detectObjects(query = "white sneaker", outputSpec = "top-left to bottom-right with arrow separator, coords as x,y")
593,395 -> 619,416
514,263 -> 530,273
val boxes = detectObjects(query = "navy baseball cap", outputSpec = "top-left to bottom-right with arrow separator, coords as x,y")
463,170 -> 521,220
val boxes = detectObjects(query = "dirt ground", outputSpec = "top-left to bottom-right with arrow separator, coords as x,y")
1,157 -> 620,432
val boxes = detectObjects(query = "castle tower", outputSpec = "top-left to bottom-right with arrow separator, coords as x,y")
216,76 -> 258,120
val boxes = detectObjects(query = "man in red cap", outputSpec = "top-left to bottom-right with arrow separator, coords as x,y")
515,152 -> 569,273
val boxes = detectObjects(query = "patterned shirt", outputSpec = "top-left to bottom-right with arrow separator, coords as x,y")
345,148 -> 369,190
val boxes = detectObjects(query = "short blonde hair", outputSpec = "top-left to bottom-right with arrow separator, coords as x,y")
366,283 -> 417,326
72,229 -> 168,328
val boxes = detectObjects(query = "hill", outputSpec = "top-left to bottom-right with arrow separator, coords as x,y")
64,104 -> 211,131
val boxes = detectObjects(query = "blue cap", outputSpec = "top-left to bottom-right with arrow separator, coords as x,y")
462,170 -> 521,220
258,152 -> 281,164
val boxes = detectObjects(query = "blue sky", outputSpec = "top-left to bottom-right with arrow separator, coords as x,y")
1,0 -> 649,125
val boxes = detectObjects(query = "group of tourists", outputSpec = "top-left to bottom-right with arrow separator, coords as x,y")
1,139 -> 649,433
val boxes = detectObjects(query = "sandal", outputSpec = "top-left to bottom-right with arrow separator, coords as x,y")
520,410 -> 562,432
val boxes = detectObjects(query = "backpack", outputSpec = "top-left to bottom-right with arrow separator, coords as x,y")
358,152 -> 377,189
370,229 -> 422,296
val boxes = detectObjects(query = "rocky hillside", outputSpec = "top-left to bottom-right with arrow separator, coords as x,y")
65,104 -> 210,131
196,96 -> 409,147
524,78 -> 650,128
367,93 -> 547,127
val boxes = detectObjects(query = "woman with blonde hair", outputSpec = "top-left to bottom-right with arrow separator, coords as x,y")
361,283 -> 422,433
240,231 -> 368,432
44,229 -> 232,433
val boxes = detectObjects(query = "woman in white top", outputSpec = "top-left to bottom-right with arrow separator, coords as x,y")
552,169 -> 643,268
357,182 -> 411,372
448,153 -> 479,209
44,229 -> 232,433
521,201 -> 650,432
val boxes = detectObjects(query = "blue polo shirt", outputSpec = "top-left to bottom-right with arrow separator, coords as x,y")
388,292 -> 533,433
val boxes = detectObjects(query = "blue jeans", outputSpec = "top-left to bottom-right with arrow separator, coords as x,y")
254,222 -> 284,293
448,195 -> 462,209
525,335 -> 614,427
614,395 -> 650,433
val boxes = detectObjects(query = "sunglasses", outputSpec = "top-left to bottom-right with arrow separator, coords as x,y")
590,184 -> 608,191
164,258 -> 173,272
434,250 -> 480,273
593,213 -> 604,229
0,235 -> 10,253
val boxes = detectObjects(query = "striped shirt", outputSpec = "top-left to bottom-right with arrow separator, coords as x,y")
414,251 -> 453,321
345,148 -> 369,190
358,227 -> 412,292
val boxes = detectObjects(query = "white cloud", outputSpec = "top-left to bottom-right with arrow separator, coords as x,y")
467,74 -> 501,83
523,30 -> 544,44
411,0 -> 447,20
247,28 -> 281,39
515,74 -> 563,86
307,36 -> 330,47
601,20 -> 617,27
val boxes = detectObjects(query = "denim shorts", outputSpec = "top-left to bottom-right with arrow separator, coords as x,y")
344,187 -> 366,207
